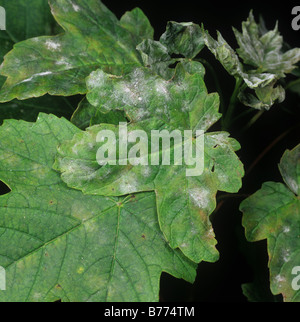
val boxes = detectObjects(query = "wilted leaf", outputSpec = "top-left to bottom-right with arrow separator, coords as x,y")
0,0 -> 153,102
240,144 -> 300,302
0,113 -> 196,302
54,65 -> 244,263
238,82 -> 285,110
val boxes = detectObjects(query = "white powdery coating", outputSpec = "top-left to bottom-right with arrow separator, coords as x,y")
282,249 -> 291,263
155,80 -> 170,99
45,40 -> 61,51
283,226 -> 291,233
285,176 -> 298,194
119,175 -> 138,194
201,114 -> 218,130
87,70 -> 107,89
142,166 -> 152,178
188,188 -> 210,209
56,57 -> 72,68
275,274 -> 286,288
211,133 -> 228,147
21,71 -> 53,83
71,1 -> 81,12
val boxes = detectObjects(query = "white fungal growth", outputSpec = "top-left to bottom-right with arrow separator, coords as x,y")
142,166 -> 152,178
155,80 -> 170,99
282,249 -> 291,263
211,133 -> 228,147
275,274 -> 286,288
21,71 -> 53,84
119,175 -> 138,194
206,227 -> 215,238
45,40 -> 61,51
71,2 -> 81,12
56,57 -> 72,68
285,176 -> 298,194
188,188 -> 210,209
283,226 -> 291,233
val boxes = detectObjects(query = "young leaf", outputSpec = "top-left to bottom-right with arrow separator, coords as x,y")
0,0 -> 153,102
54,65 -> 244,263
204,11 -> 300,110
233,12 -> 300,76
0,113 -> 196,302
240,144 -> 300,302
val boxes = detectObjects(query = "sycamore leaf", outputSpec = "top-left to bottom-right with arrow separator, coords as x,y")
0,0 -> 60,64
238,82 -> 285,110
54,65 -> 244,263
160,21 -> 205,59
203,29 -> 276,89
203,11 -> 300,110
0,0 -> 75,123
0,113 -> 196,302
233,11 -> 300,76
136,39 -> 175,79
71,97 -> 127,130
240,144 -> 300,302
120,7 -> 154,44
0,0 -> 153,102
137,22 -> 205,79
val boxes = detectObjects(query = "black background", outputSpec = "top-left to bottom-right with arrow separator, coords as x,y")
101,0 -> 300,302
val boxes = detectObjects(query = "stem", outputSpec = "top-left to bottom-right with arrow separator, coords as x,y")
232,108 -> 256,124
245,123 -> 300,177
285,78 -> 300,91
240,110 -> 265,134
222,77 -> 243,130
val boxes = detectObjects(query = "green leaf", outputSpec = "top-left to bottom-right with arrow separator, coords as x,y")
240,144 -> 300,302
120,7 -> 154,43
0,94 -> 75,125
0,0 -> 60,63
160,21 -> 205,59
71,97 -> 127,130
137,22 -> 205,79
0,113 -> 196,302
54,65 -> 244,263
0,0 -> 75,123
0,0 -> 153,102
137,39 -> 175,79
238,83 -> 286,110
